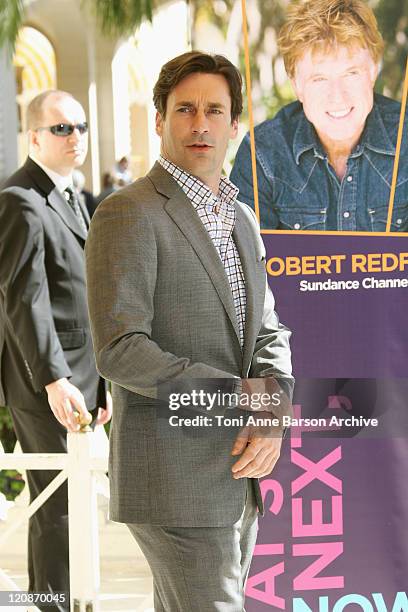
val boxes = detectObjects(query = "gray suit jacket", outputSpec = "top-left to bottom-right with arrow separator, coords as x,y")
86,162 -> 292,527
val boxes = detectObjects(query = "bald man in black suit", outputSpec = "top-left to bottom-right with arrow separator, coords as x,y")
0,90 -> 111,611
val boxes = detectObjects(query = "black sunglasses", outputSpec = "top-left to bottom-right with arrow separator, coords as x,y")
35,122 -> 88,137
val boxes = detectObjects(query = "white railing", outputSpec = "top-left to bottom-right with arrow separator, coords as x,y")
0,425 -> 110,612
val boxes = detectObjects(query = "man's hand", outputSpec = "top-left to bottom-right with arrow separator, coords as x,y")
95,390 -> 113,426
231,412 -> 283,479
45,378 -> 92,432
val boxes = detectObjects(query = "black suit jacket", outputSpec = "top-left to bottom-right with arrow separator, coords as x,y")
0,157 -> 104,411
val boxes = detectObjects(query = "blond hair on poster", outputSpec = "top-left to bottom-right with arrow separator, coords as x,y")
278,0 -> 385,79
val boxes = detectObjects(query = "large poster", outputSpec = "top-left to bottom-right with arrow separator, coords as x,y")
237,1 -> 408,609
246,236 -> 408,611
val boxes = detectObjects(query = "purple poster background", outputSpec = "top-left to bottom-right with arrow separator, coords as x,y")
261,234 -> 408,379
246,234 -> 408,611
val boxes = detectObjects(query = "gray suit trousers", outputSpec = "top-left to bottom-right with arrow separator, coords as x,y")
127,481 -> 258,612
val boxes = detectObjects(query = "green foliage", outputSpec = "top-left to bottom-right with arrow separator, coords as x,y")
0,0 -> 154,52
374,0 -> 408,100
0,406 -> 25,501
261,81 -> 295,120
0,406 -> 15,452
85,0 -> 153,37
0,470 -> 25,501
0,0 -> 25,54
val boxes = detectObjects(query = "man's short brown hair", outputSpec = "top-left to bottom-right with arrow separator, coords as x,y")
278,0 -> 384,79
153,51 -> 243,122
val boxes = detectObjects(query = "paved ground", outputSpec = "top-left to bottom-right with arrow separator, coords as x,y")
1,495 -> 154,612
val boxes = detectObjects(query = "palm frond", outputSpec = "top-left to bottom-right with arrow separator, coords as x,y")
0,0 -> 154,53
0,0 -> 26,54
88,0 -> 153,37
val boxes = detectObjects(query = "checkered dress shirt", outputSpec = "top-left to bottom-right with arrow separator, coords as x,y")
158,156 -> 246,346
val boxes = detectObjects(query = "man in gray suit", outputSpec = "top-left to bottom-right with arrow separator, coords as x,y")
86,52 -> 292,611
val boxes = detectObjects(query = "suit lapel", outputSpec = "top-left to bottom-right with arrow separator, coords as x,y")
149,163 -> 241,345
25,158 -> 87,241
47,189 -> 88,240
233,206 -> 265,374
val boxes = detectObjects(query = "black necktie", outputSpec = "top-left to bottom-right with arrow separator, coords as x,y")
64,186 -> 88,235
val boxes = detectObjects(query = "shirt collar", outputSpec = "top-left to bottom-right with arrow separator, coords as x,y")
292,96 -> 396,165
29,155 -> 73,193
359,102 -> 396,156
292,113 -> 323,164
158,155 -> 239,208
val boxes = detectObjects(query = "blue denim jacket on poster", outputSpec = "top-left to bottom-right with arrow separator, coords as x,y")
230,94 -> 408,232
